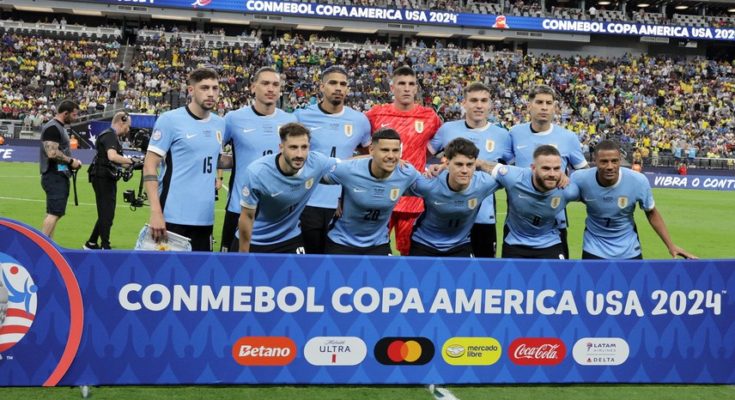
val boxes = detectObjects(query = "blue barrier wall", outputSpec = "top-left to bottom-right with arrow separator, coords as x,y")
0,218 -> 733,386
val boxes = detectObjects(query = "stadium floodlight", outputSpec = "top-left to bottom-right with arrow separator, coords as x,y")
674,5 -> 689,10
341,28 -> 378,34
637,3 -> 650,7
468,35 -> 506,41
729,7 -> 735,12
416,32 -> 454,38
74,10 -> 104,16
211,18 -> 249,24
296,25 -> 326,31
598,1 -> 611,5
14,5 -> 54,12
151,14 -> 191,21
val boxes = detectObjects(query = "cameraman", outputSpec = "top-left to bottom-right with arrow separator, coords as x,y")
84,112 -> 135,250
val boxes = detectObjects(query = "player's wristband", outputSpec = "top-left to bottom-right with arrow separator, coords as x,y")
143,175 -> 158,182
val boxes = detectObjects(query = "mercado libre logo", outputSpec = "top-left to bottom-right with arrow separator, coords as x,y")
0,219 -> 84,387
0,261 -> 38,353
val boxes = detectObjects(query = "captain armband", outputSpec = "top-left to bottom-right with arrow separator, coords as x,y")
143,175 -> 158,182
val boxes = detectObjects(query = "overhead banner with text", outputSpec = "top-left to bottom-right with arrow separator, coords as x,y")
0,218 -> 734,386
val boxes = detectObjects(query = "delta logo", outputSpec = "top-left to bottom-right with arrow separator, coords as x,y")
304,336 -> 367,366
442,337 -> 502,366
374,337 -> 434,365
572,337 -> 629,366
509,338 -> 566,366
232,336 -> 297,366
0,262 -> 38,353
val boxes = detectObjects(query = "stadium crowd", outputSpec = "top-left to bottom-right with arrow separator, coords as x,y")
0,33 -> 120,123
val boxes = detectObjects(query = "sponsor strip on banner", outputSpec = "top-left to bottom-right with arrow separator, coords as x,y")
645,173 -> 735,191
572,337 -> 630,366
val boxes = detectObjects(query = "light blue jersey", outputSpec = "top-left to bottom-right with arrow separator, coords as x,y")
571,168 -> 655,259
429,120 -> 512,224
509,122 -> 587,229
223,106 -> 297,214
324,158 -> 420,248
239,152 -> 337,246
492,165 -> 579,249
294,104 -> 371,209
408,170 -> 500,251
148,107 -> 224,226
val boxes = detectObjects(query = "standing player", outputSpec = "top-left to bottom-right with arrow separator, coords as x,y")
572,140 -> 697,259
409,138 -> 500,257
492,145 -> 579,259
39,100 -> 82,238
143,68 -> 227,251
509,85 -> 588,258
429,82 -> 513,257
365,66 -> 442,255
295,66 -> 371,254
323,129 -> 421,255
219,67 -> 296,251
237,123 -> 337,253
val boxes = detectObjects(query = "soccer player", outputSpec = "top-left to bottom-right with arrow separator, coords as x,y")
492,145 -> 579,259
365,66 -> 442,255
237,123 -> 337,253
571,140 -> 697,259
295,66 -> 371,254
219,67 -> 297,251
409,138 -> 500,257
323,129 -> 421,255
39,99 -> 82,238
143,68 -> 227,251
429,82 -> 512,257
509,84 -> 588,258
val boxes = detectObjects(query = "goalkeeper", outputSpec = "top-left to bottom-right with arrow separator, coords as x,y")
84,112 -> 141,250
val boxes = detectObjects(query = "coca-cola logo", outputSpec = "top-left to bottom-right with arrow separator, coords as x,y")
509,338 -> 566,366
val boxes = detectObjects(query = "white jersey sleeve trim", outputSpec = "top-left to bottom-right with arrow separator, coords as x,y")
147,145 -> 166,158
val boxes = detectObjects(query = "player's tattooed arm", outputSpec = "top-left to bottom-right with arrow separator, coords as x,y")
43,141 -> 70,164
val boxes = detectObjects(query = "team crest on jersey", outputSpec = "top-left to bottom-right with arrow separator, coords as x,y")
485,140 -> 495,153
498,166 -> 508,176
550,196 -> 561,209
468,198 -> 478,210
242,186 -> 250,198
617,196 -> 629,209
152,129 -> 162,141
216,130 -> 222,144
305,178 -> 314,190
344,124 -> 353,137
390,188 -> 400,201
415,120 -> 424,133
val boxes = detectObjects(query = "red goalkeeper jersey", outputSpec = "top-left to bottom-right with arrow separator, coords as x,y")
366,103 -> 442,213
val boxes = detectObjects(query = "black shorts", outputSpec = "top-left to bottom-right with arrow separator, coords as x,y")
166,223 -> 213,252
582,250 -> 643,260
230,235 -> 306,254
300,206 -> 336,254
41,172 -> 70,217
470,223 -> 496,258
325,238 -> 392,256
502,242 -> 566,259
409,240 -> 473,257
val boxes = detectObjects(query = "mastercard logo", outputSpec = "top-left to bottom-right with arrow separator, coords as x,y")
374,337 -> 434,365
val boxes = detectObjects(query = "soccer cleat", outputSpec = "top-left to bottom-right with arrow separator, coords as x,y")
83,242 -> 101,250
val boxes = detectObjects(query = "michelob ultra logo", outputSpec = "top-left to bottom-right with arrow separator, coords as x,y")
442,337 -> 502,366
374,337 -> 434,365
232,336 -> 297,366
304,336 -> 367,366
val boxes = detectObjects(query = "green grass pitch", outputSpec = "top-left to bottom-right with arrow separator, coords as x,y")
0,161 -> 733,399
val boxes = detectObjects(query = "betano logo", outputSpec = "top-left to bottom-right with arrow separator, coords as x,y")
0,262 -> 38,353
232,336 -> 297,366
304,336 -> 367,366
441,337 -> 502,366
374,337 -> 434,365
509,338 -> 566,366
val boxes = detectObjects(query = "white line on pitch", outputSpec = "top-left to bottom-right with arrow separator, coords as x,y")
428,385 -> 461,400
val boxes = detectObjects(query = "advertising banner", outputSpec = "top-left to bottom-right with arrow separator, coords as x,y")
645,173 -> 735,191
0,218 -> 733,386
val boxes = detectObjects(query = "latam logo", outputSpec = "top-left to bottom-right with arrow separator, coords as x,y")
232,336 -> 297,366
442,337 -> 502,366
374,337 -> 434,365
304,336 -> 367,366
509,338 -> 566,366
0,262 -> 38,353
572,337 -> 629,366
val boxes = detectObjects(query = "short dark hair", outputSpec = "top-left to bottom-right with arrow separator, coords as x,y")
392,65 -> 415,79
595,140 -> 621,154
279,122 -> 311,142
463,82 -> 491,97
445,138 -> 479,160
372,128 -> 401,144
252,66 -> 278,84
321,66 -> 348,81
533,144 -> 561,159
529,84 -> 557,101
56,99 -> 79,114
188,67 -> 219,85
